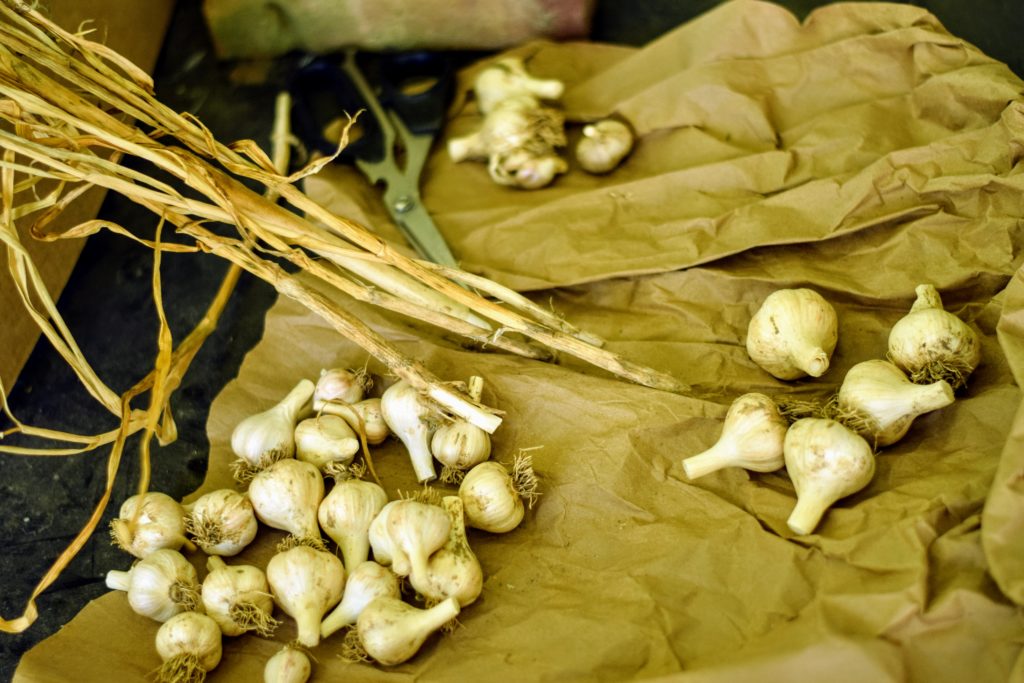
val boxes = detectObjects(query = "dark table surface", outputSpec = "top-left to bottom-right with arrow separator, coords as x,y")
1,1 -> 1020,680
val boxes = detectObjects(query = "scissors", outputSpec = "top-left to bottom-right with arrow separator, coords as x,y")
289,50 -> 458,267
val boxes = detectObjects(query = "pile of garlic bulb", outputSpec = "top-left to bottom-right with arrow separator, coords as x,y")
683,284 -> 979,536
105,368 -> 539,680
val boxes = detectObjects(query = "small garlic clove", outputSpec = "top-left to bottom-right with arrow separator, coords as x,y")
356,596 -> 461,666
682,393 -> 787,479
110,491 -> 190,559
231,379 -> 315,471
320,560 -> 400,639
317,478 -> 387,570
746,288 -> 838,380
202,556 -> 278,637
155,611 -> 223,683
266,545 -> 346,648
185,488 -> 258,557
264,644 -> 311,683
105,548 -> 200,622
248,458 -> 326,544
294,414 -> 360,471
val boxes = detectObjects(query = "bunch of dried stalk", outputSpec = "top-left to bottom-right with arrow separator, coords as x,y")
0,2 -> 688,632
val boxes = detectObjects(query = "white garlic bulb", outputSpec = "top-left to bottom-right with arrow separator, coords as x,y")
105,548 -> 200,622
785,418 -> 876,535
888,284 -> 981,389
460,459 -> 536,533
264,645 -> 311,683
488,148 -> 567,190
380,380 -> 441,483
313,367 -> 367,407
248,458 -> 325,544
837,359 -> 955,447
575,119 -> 634,174
110,491 -> 190,559
266,545 -> 345,648
432,420 -> 492,472
374,499 -> 451,586
317,478 -> 388,570
319,397 -> 390,445
746,288 -> 838,380
356,596 -> 461,666
202,556 -> 277,637
155,611 -> 222,683
682,393 -> 788,479
411,496 -> 483,607
473,56 -> 564,115
231,379 -> 314,472
294,415 -> 360,471
184,489 -> 258,557
320,561 -> 401,639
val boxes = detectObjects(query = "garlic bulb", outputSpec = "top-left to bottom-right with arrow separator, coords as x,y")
202,556 -> 278,637
575,119 -> 634,174
265,645 -> 311,683
231,379 -> 314,471
488,148 -> 568,190
356,596 -> 461,666
459,457 -> 538,533
888,284 -> 981,389
432,376 -> 491,474
411,496 -> 483,607
248,458 -> 325,545
110,491 -> 190,559
380,380 -> 441,483
155,611 -> 222,683
784,418 -> 875,535
313,367 -> 367,407
105,548 -> 200,622
184,489 -> 258,557
319,398 -> 390,445
837,359 -> 955,447
368,499 -> 450,584
682,393 -> 788,479
320,561 -> 401,639
266,545 -> 345,648
317,478 -> 388,570
746,288 -> 838,380
294,415 -> 360,471
473,56 -> 564,115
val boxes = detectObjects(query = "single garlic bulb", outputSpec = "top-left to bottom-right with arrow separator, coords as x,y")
202,556 -> 278,637
411,496 -> 483,607
320,561 -> 401,639
110,491 -> 190,559
265,645 -> 311,683
746,288 -> 839,380
460,457 -> 539,533
105,548 -> 200,622
294,415 -> 360,471
575,119 -> 634,174
432,376 -> 491,475
231,379 -> 314,471
266,545 -> 345,648
488,148 -> 568,190
785,418 -> 875,535
356,596 -> 461,666
248,458 -> 325,545
473,56 -> 564,115
313,367 -> 368,407
317,478 -> 388,570
682,393 -> 788,479
836,359 -> 955,447
155,611 -> 222,683
184,489 -> 258,557
369,499 -> 450,586
888,284 -> 981,389
319,398 -> 390,445
380,380 -> 441,483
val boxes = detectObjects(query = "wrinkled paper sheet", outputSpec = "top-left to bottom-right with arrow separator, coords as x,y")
17,1 -> 1024,681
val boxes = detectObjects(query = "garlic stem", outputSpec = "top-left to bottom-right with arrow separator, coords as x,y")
682,446 -> 730,480
105,570 -> 131,592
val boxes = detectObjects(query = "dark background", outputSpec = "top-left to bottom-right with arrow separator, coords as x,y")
1,1 -> 1020,680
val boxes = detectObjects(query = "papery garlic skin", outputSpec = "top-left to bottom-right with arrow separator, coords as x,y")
784,418 -> 875,535
248,458 -> 325,543
887,284 -> 981,389
320,561 -> 400,639
266,545 -> 345,648
110,491 -> 189,559
682,393 -> 787,479
231,379 -> 314,470
431,420 -> 492,471
746,288 -> 838,380
105,548 -> 200,622
459,461 -> 524,533
411,496 -> 483,607
155,611 -> 222,683
381,380 -> 441,483
202,556 -> 276,637
294,415 -> 360,471
185,489 -> 258,557
318,478 -> 388,570
313,367 -> 366,406
837,359 -> 955,447
264,645 -> 311,683
357,596 -> 461,666
576,119 -> 633,174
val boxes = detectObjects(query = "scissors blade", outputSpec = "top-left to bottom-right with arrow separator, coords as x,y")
377,182 -> 458,267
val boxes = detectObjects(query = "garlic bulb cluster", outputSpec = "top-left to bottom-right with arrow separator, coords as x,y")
472,56 -> 564,114
231,379 -> 314,474
248,458 -> 324,545
155,611 -> 222,683
888,284 -> 981,389
266,544 -> 345,648
682,393 -> 787,479
185,488 -> 258,557
202,556 -> 278,637
746,288 -> 838,380
836,359 -> 955,447
110,491 -> 191,559
411,496 -> 483,607
381,380 -> 443,483
575,119 -> 634,174
356,596 -> 461,666
105,548 -> 200,622
318,478 -> 388,570
294,414 -> 360,471
320,560 -> 400,638
265,645 -> 311,683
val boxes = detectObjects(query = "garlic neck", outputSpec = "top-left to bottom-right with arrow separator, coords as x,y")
337,535 -> 371,572
791,338 -> 830,378
105,569 -> 131,592
911,284 -> 943,313
787,492 -> 829,536
681,443 -> 732,479
277,379 -> 316,420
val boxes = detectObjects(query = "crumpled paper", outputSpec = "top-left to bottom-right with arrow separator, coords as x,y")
16,1 -> 1024,681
